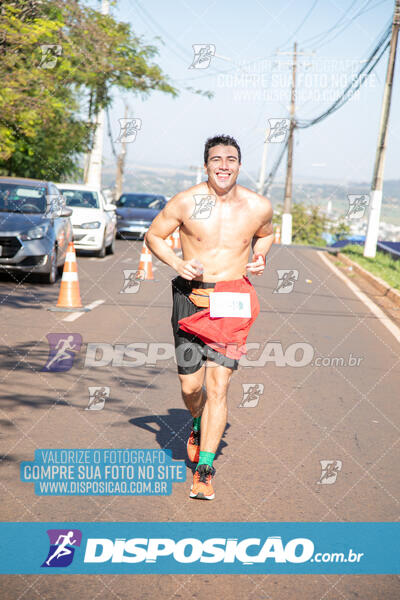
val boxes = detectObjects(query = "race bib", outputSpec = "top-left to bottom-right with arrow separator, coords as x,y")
209,292 -> 251,318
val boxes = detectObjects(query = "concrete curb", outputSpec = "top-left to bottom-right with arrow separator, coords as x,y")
335,252 -> 400,307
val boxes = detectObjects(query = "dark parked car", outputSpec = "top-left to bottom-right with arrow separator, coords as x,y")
0,177 -> 72,284
116,193 -> 166,239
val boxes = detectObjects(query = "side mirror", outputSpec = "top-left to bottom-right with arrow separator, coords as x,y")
61,207 -> 73,217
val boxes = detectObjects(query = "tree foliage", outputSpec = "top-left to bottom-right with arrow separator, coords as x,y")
274,202 -> 328,246
274,201 -> 351,245
0,0 -> 177,179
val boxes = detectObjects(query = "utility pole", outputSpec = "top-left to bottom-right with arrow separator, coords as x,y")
84,0 -> 110,187
282,42 -> 297,245
114,102 -> 129,201
364,0 -> 400,258
257,126 -> 269,195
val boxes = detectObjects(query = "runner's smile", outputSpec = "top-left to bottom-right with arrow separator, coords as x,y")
215,170 -> 231,183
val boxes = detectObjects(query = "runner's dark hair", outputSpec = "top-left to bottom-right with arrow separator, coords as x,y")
204,135 -> 241,164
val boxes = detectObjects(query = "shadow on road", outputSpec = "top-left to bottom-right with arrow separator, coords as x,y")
0,274 -> 60,307
130,408 -> 230,468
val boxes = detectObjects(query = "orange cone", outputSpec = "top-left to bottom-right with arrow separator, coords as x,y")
165,234 -> 174,248
49,241 -> 88,312
274,226 -> 281,244
172,228 -> 181,250
137,240 -> 154,280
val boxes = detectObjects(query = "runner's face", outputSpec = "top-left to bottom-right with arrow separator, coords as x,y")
205,144 -> 240,191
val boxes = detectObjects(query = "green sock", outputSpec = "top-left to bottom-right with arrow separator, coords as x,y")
193,416 -> 201,432
197,451 -> 215,470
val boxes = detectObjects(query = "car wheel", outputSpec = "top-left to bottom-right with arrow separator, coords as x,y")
41,245 -> 58,284
106,233 -> 115,255
96,234 -> 106,258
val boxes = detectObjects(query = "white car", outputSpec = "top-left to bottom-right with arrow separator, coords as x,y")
56,183 -> 116,257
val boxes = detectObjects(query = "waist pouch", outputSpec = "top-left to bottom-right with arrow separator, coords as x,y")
188,288 -> 212,308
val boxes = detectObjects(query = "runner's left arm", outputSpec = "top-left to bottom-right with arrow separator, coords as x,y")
246,199 -> 274,275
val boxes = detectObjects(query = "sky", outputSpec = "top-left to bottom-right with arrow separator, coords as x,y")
89,0 -> 398,185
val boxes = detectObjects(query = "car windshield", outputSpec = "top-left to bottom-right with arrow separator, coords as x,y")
62,189 -> 100,209
118,194 -> 165,209
0,183 -> 47,213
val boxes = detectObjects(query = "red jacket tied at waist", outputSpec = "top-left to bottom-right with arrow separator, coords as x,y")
178,276 -> 260,360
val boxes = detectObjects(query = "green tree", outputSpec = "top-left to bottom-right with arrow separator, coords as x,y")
274,202 -> 329,246
0,0 -> 177,179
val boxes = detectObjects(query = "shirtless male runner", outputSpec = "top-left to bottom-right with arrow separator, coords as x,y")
145,134 -> 274,500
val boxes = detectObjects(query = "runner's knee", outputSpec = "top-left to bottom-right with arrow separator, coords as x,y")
179,377 -> 203,398
206,379 -> 229,403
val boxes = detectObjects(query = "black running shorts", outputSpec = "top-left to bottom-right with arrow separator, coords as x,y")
171,276 -> 239,375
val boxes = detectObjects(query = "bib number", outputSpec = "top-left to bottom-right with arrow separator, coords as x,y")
209,292 -> 251,318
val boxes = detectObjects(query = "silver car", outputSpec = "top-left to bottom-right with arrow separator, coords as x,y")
0,177 -> 72,284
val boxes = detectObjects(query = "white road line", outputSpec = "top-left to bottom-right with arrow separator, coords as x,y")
318,251 -> 400,344
62,299 -> 105,322
89,255 -> 113,262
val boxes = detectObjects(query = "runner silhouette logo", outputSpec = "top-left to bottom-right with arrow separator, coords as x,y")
41,529 -> 82,568
42,333 -> 82,372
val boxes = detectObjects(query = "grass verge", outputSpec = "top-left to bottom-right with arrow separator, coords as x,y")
340,244 -> 400,290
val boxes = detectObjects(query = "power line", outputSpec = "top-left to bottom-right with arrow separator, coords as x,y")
263,21 -> 391,191
296,0 -> 360,48
297,0 -> 389,51
296,24 -> 391,128
309,0 -> 387,51
279,0 -> 321,50
264,139 -> 289,193
133,0 -> 189,64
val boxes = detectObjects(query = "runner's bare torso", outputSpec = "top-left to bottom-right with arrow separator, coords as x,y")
177,182 -> 272,281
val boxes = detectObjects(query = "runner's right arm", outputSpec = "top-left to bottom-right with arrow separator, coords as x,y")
145,194 -> 201,280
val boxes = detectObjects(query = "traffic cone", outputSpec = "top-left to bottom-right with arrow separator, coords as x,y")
172,228 -> 181,250
49,241 -> 89,312
137,240 -> 154,280
274,226 -> 281,244
165,234 -> 174,248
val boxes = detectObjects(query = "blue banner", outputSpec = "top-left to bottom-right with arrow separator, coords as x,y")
0,522 -> 398,574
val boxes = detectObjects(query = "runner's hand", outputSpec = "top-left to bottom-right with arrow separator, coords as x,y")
246,253 -> 265,276
177,258 -> 204,280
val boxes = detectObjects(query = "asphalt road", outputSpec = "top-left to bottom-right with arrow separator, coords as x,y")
0,240 -> 399,599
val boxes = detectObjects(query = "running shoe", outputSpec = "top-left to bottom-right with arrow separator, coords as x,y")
190,464 -> 216,500
187,429 -> 200,463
